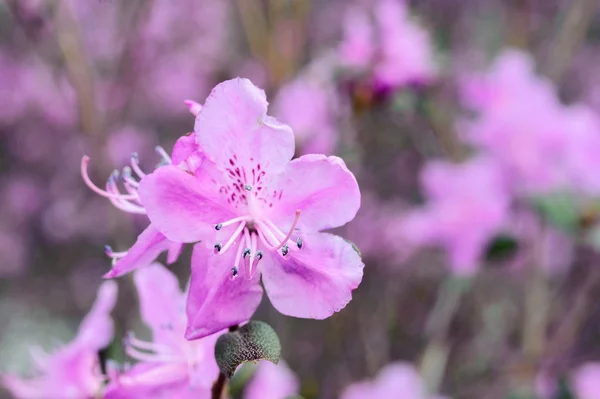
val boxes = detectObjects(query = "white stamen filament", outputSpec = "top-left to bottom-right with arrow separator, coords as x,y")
81,156 -> 138,201
130,153 -> 146,178
218,221 -> 247,254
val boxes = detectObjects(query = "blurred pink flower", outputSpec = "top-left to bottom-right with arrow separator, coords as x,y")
105,264 -> 219,399
106,126 -> 157,167
244,361 -> 300,399
571,363 -> 600,399
273,78 -> 338,155
339,0 -> 436,89
403,157 -> 511,275
461,49 -> 600,196
0,229 -> 28,277
2,281 -> 117,399
138,78 -> 363,338
341,362 -> 443,399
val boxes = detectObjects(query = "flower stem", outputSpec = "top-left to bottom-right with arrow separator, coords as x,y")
211,373 -> 228,399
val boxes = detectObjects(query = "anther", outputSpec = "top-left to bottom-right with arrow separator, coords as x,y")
255,250 -> 263,260
214,243 -> 222,253
243,248 -> 251,258
215,223 -> 223,231
231,266 -> 239,279
244,184 -> 252,191
296,237 -> 303,249
281,245 -> 289,256
104,245 -> 113,255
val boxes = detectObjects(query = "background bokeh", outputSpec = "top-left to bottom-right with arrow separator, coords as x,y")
2,0 -> 600,398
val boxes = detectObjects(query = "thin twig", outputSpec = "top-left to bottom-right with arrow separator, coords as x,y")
543,0 -> 599,83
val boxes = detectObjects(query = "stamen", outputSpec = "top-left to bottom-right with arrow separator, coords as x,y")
272,209 -> 302,251
246,233 -> 258,279
296,237 -> 303,249
255,250 -> 263,260
230,236 -> 246,281
155,146 -> 172,164
243,248 -> 251,258
230,266 -> 239,280
130,153 -> 146,178
217,215 -> 253,229
281,245 -> 289,256
244,184 -> 252,191
219,222 -> 247,254
214,243 -> 222,253
81,156 -> 138,200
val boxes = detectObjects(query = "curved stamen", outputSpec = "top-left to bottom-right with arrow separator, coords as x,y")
105,245 -> 128,259
230,237 -> 247,281
130,153 -> 146,178
255,223 -> 278,251
218,222 -> 247,254
106,179 -> 146,214
272,209 -> 302,251
215,216 -> 252,230
125,346 -> 179,363
81,156 -> 138,200
262,218 -> 299,252
155,146 -> 172,164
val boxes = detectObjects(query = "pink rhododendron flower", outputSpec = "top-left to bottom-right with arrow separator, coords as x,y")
2,281 -> 117,399
138,78 -> 364,338
339,0 -> 436,89
244,360 -> 300,399
105,263 -> 220,399
341,362 -> 444,399
403,157 -> 510,275
273,77 -> 338,155
571,363 -> 600,399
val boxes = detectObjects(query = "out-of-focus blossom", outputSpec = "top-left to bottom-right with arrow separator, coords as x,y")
244,360 -> 300,399
341,362 -> 444,399
106,126 -> 157,167
403,157 -> 511,275
0,229 -> 28,277
339,0 -> 436,90
2,281 -> 117,399
105,263 -> 219,399
461,49 -> 600,196
571,363 -> 600,399
138,78 -> 364,338
273,77 -> 338,155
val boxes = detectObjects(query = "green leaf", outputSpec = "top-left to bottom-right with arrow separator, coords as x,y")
484,234 -> 519,262
532,192 -> 579,233
214,321 -> 281,378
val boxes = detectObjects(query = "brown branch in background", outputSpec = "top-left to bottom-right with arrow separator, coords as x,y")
543,0 -> 599,83
237,0 -> 269,65
419,278 -> 469,394
53,0 -> 99,137
507,0 -> 531,50
545,266 -> 600,370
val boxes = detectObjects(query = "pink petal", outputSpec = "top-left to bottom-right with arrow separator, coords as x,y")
75,280 -> 118,349
138,165 -> 236,243
185,243 -> 263,340
104,225 -> 171,278
167,242 -> 184,264
194,78 -> 295,175
104,362 -> 193,399
244,360 -> 300,399
261,232 -> 364,319
133,263 -> 185,342
341,362 -> 429,399
171,132 -> 199,166
270,154 -> 361,232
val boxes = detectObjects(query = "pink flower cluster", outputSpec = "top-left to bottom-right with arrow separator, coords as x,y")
402,48 -> 600,276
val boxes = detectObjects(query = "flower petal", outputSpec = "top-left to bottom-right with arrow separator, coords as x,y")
194,78 -> 294,175
138,165 -> 236,243
75,280 -> 118,349
133,263 -> 184,342
244,360 -> 300,399
261,232 -> 364,319
104,363 -> 194,399
270,154 -> 361,232
185,243 -> 263,340
104,225 -> 171,278
171,133 -> 198,166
